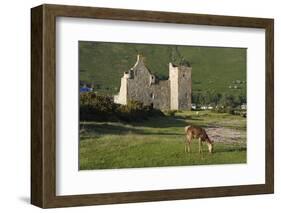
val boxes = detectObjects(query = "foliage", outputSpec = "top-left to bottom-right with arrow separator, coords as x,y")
80,92 -> 117,121
80,92 -> 164,122
165,110 -> 177,117
192,91 -> 246,108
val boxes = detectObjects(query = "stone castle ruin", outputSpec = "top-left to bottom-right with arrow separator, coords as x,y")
114,55 -> 192,110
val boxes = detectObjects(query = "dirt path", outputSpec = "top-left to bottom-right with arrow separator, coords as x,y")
205,127 -> 246,144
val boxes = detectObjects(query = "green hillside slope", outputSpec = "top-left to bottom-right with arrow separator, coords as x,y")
79,41 -> 246,96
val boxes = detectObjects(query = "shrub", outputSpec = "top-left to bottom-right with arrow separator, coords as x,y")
80,93 -> 164,122
212,106 -> 244,116
225,107 -> 235,115
116,100 -> 164,122
212,107 -> 225,113
80,93 -> 117,121
165,110 -> 177,117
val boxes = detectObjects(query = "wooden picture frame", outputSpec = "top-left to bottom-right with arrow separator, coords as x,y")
31,4 -> 274,208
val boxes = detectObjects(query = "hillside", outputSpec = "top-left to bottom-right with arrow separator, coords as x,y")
79,41 -> 246,96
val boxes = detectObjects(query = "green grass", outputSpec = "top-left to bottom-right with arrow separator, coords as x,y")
79,42 -> 246,96
79,111 -> 246,170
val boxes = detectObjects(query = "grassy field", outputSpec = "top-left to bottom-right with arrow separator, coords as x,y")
79,42 -> 246,96
79,111 -> 246,170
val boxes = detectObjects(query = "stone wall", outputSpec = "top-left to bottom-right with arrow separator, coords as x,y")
178,66 -> 192,110
114,75 -> 128,105
169,63 -> 192,110
114,55 -> 191,110
169,63 -> 179,110
126,56 -> 154,106
150,80 -> 170,110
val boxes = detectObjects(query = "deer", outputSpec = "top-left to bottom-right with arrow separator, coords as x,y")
184,125 -> 214,153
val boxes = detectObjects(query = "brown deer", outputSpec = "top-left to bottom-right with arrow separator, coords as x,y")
184,125 -> 214,153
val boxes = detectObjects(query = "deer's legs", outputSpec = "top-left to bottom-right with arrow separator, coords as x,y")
187,137 -> 191,153
185,135 -> 191,153
198,138 -> 203,153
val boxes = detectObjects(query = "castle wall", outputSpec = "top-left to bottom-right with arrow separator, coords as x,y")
178,66 -> 192,110
124,56 -> 170,110
126,57 -> 152,105
169,63 -> 192,110
114,55 -> 191,111
127,77 -> 170,110
150,80 -> 170,110
169,64 -> 179,110
114,76 -> 128,105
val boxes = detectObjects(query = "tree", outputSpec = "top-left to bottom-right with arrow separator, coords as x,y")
169,46 -> 183,65
220,94 -> 236,108
212,92 -> 222,106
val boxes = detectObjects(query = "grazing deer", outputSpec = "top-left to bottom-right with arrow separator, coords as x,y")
184,125 -> 214,153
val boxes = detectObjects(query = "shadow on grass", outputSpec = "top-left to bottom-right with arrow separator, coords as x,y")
82,113 -> 206,129
129,115 -> 216,129
173,115 -> 203,121
130,116 -> 188,128
80,114 -> 225,139
82,122 -> 185,137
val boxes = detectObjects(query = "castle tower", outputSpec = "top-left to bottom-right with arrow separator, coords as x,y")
169,63 -> 192,110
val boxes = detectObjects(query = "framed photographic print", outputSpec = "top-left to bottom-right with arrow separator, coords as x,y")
31,4 -> 274,208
